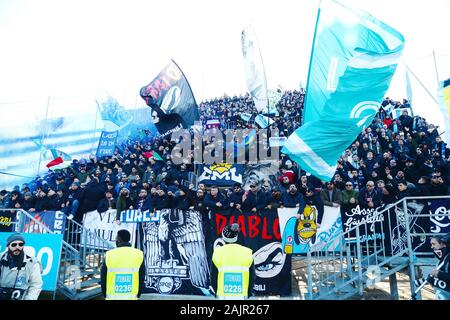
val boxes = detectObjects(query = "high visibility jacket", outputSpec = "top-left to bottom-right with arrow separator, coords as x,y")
212,243 -> 253,299
105,247 -> 143,300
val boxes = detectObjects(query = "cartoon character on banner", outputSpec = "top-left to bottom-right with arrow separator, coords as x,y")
142,209 -> 213,296
253,242 -> 287,279
283,205 -> 318,254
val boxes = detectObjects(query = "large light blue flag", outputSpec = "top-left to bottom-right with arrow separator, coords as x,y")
282,0 -> 404,181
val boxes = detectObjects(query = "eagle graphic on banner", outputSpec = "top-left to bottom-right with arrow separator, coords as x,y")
142,209 -> 210,295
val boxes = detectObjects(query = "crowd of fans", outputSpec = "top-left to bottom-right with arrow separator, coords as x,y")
0,92 -> 448,228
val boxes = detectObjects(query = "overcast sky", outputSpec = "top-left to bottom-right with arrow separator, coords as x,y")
0,0 -> 449,128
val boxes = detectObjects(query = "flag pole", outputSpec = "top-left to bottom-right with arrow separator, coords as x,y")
303,0 -> 322,124
432,50 -> 440,87
405,65 -> 439,105
37,96 -> 51,175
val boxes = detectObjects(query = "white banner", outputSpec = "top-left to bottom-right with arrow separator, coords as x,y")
278,206 -> 343,254
269,137 -> 287,147
82,209 -> 136,248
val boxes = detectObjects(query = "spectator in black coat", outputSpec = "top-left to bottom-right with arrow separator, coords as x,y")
243,184 -> 266,214
377,180 -> 396,204
430,175 -> 448,196
135,189 -> 153,212
358,180 -> 382,209
46,187 -> 59,211
192,189 -> 207,215
78,179 -> 106,218
55,188 -> 69,213
404,158 -> 420,183
97,190 -> 116,213
229,183 -> 244,212
34,189 -> 50,212
265,187 -> 283,210
21,192 -> 36,212
204,186 -> 229,214
153,189 -> 169,210
175,186 -> 192,210
319,181 -> 343,208
9,190 -> 23,210
413,176 -> 432,196
298,175 -> 314,196
394,180 -> 414,201
282,184 -> 306,214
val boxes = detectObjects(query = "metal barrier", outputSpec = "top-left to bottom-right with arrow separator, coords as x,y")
63,217 -> 113,272
305,196 -> 450,300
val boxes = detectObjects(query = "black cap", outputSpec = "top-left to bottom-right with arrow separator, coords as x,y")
222,223 -> 239,243
117,229 -> 131,243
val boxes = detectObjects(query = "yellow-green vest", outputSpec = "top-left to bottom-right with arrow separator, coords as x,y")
212,243 -> 253,299
105,246 -> 144,300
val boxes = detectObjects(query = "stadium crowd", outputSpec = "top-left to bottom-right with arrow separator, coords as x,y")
0,92 -> 449,226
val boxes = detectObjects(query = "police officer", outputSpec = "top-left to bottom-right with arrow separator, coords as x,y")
100,229 -> 144,300
211,223 -> 255,299
0,233 -> 43,300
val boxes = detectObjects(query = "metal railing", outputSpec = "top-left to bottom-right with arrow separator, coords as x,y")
305,196 -> 450,300
63,217 -> 113,271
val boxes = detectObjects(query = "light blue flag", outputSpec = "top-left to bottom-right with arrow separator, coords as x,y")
240,112 -> 253,122
254,114 -> 275,128
282,0 -> 404,181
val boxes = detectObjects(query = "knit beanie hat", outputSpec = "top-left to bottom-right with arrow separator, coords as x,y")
7,233 -> 25,246
222,223 -> 239,243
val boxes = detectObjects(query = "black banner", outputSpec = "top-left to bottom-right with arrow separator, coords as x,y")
0,211 -> 16,232
213,209 -> 292,296
340,205 -> 386,243
140,60 -> 199,137
139,209 -> 212,296
197,163 -> 244,187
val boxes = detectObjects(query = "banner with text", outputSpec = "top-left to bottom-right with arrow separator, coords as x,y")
96,131 -> 118,158
82,209 -> 136,248
213,209 -> 292,296
23,211 -> 66,234
197,163 -> 243,186
0,210 -> 17,232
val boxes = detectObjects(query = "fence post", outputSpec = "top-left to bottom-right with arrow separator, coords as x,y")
307,251 -> 313,300
403,198 -> 419,299
355,227 -> 364,296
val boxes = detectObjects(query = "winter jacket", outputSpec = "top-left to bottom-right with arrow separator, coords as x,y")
115,195 -> 133,220
204,192 -> 229,215
97,197 -> 116,213
243,190 -> 267,212
0,251 -> 43,300
342,190 -> 359,206
358,187 -> 382,209
319,189 -> 343,207
282,191 -> 306,214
